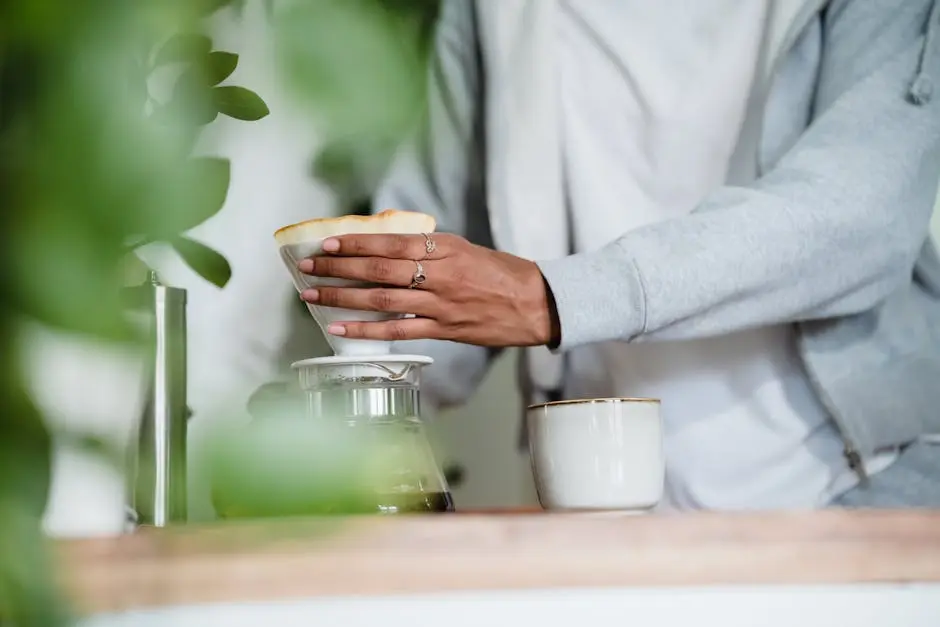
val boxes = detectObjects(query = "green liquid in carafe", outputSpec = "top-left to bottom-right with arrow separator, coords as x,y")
360,416 -> 454,513
375,490 -> 455,514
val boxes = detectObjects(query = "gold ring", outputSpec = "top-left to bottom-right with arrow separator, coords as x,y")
410,260 -> 427,289
421,232 -> 436,260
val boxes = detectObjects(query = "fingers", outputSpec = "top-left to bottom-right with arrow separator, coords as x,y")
300,256 -> 422,287
301,286 -> 440,317
326,317 -> 443,342
321,233 -> 452,260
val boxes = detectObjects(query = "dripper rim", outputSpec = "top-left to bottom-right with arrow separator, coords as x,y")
291,354 -> 434,369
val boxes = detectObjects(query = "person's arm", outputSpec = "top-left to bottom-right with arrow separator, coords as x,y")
539,0 -> 940,350
374,0 -> 498,407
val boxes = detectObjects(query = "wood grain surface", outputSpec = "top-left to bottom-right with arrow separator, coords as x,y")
56,509 -> 940,614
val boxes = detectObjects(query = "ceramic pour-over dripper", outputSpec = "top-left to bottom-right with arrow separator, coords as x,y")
275,209 -> 437,356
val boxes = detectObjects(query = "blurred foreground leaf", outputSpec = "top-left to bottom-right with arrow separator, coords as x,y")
274,0 -> 430,143
166,65 -> 220,126
206,51 -> 239,85
198,0 -> 243,17
0,0 -> 441,621
0,365 -> 52,521
0,506 -> 69,627
154,33 -> 212,66
170,157 -> 232,234
311,134 -> 400,207
281,0 -> 440,203
0,0 -> 269,622
0,358 -> 66,627
214,86 -> 270,121
128,157 -> 232,243
209,418 -> 379,519
170,236 -> 232,288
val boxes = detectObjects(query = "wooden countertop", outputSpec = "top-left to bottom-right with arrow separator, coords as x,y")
57,510 -> 940,614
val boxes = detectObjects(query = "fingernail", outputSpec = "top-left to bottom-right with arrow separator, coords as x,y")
322,238 -> 340,253
301,289 -> 319,302
327,324 -> 346,336
297,259 -> 315,273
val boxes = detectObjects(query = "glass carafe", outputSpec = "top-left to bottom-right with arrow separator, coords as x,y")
294,355 -> 454,514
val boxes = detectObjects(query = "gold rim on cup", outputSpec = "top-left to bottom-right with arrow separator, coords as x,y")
527,397 -> 661,411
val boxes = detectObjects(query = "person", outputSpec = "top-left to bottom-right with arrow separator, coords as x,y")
295,0 -> 940,509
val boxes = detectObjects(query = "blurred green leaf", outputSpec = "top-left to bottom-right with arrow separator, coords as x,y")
198,0 -> 240,17
165,156 -> 231,235
0,505 -> 70,627
0,0 -> 273,623
0,0 -> 442,621
166,65 -> 219,125
213,86 -> 270,121
122,157 -> 233,244
126,59 -> 150,114
7,202 -> 129,338
123,251 -> 153,286
170,236 -> 232,288
209,418 -> 380,519
153,33 -> 212,67
274,0 -> 429,143
312,135 -> 399,205
205,51 -> 239,85
0,366 -> 67,627
0,369 -> 52,521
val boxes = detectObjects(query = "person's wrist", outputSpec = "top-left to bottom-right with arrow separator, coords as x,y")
541,274 -> 562,349
519,258 -> 561,348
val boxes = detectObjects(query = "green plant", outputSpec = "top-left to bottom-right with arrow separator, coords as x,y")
127,18 -> 270,287
0,0 -> 267,624
0,0 -> 436,624
278,0 -> 440,211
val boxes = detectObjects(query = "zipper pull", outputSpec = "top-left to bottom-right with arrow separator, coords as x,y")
844,446 -> 870,488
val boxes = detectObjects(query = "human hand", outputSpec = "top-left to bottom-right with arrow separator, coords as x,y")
297,233 -> 560,347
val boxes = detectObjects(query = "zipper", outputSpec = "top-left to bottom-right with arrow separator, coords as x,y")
787,0 -> 940,484
844,446 -> 870,486
796,325 -> 870,487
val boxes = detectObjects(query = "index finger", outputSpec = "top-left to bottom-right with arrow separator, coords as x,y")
323,232 -> 446,260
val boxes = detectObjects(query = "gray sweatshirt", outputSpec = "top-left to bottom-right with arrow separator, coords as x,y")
376,0 -> 940,464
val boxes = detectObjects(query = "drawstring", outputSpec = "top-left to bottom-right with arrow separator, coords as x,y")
909,0 -> 940,105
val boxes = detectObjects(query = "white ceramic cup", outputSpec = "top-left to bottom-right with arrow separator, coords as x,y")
527,398 -> 664,511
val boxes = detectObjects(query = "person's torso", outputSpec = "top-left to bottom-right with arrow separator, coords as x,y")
469,0 -> 939,481
555,0 -> 856,510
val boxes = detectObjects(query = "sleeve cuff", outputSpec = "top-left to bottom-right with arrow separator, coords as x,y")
536,242 -> 647,352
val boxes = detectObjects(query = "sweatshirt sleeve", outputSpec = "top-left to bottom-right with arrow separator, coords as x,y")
539,0 -> 940,350
374,0 -> 499,408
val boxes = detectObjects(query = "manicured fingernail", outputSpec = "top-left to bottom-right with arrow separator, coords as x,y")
301,289 -> 319,302
327,324 -> 346,336
322,238 -> 340,253
297,259 -> 314,273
